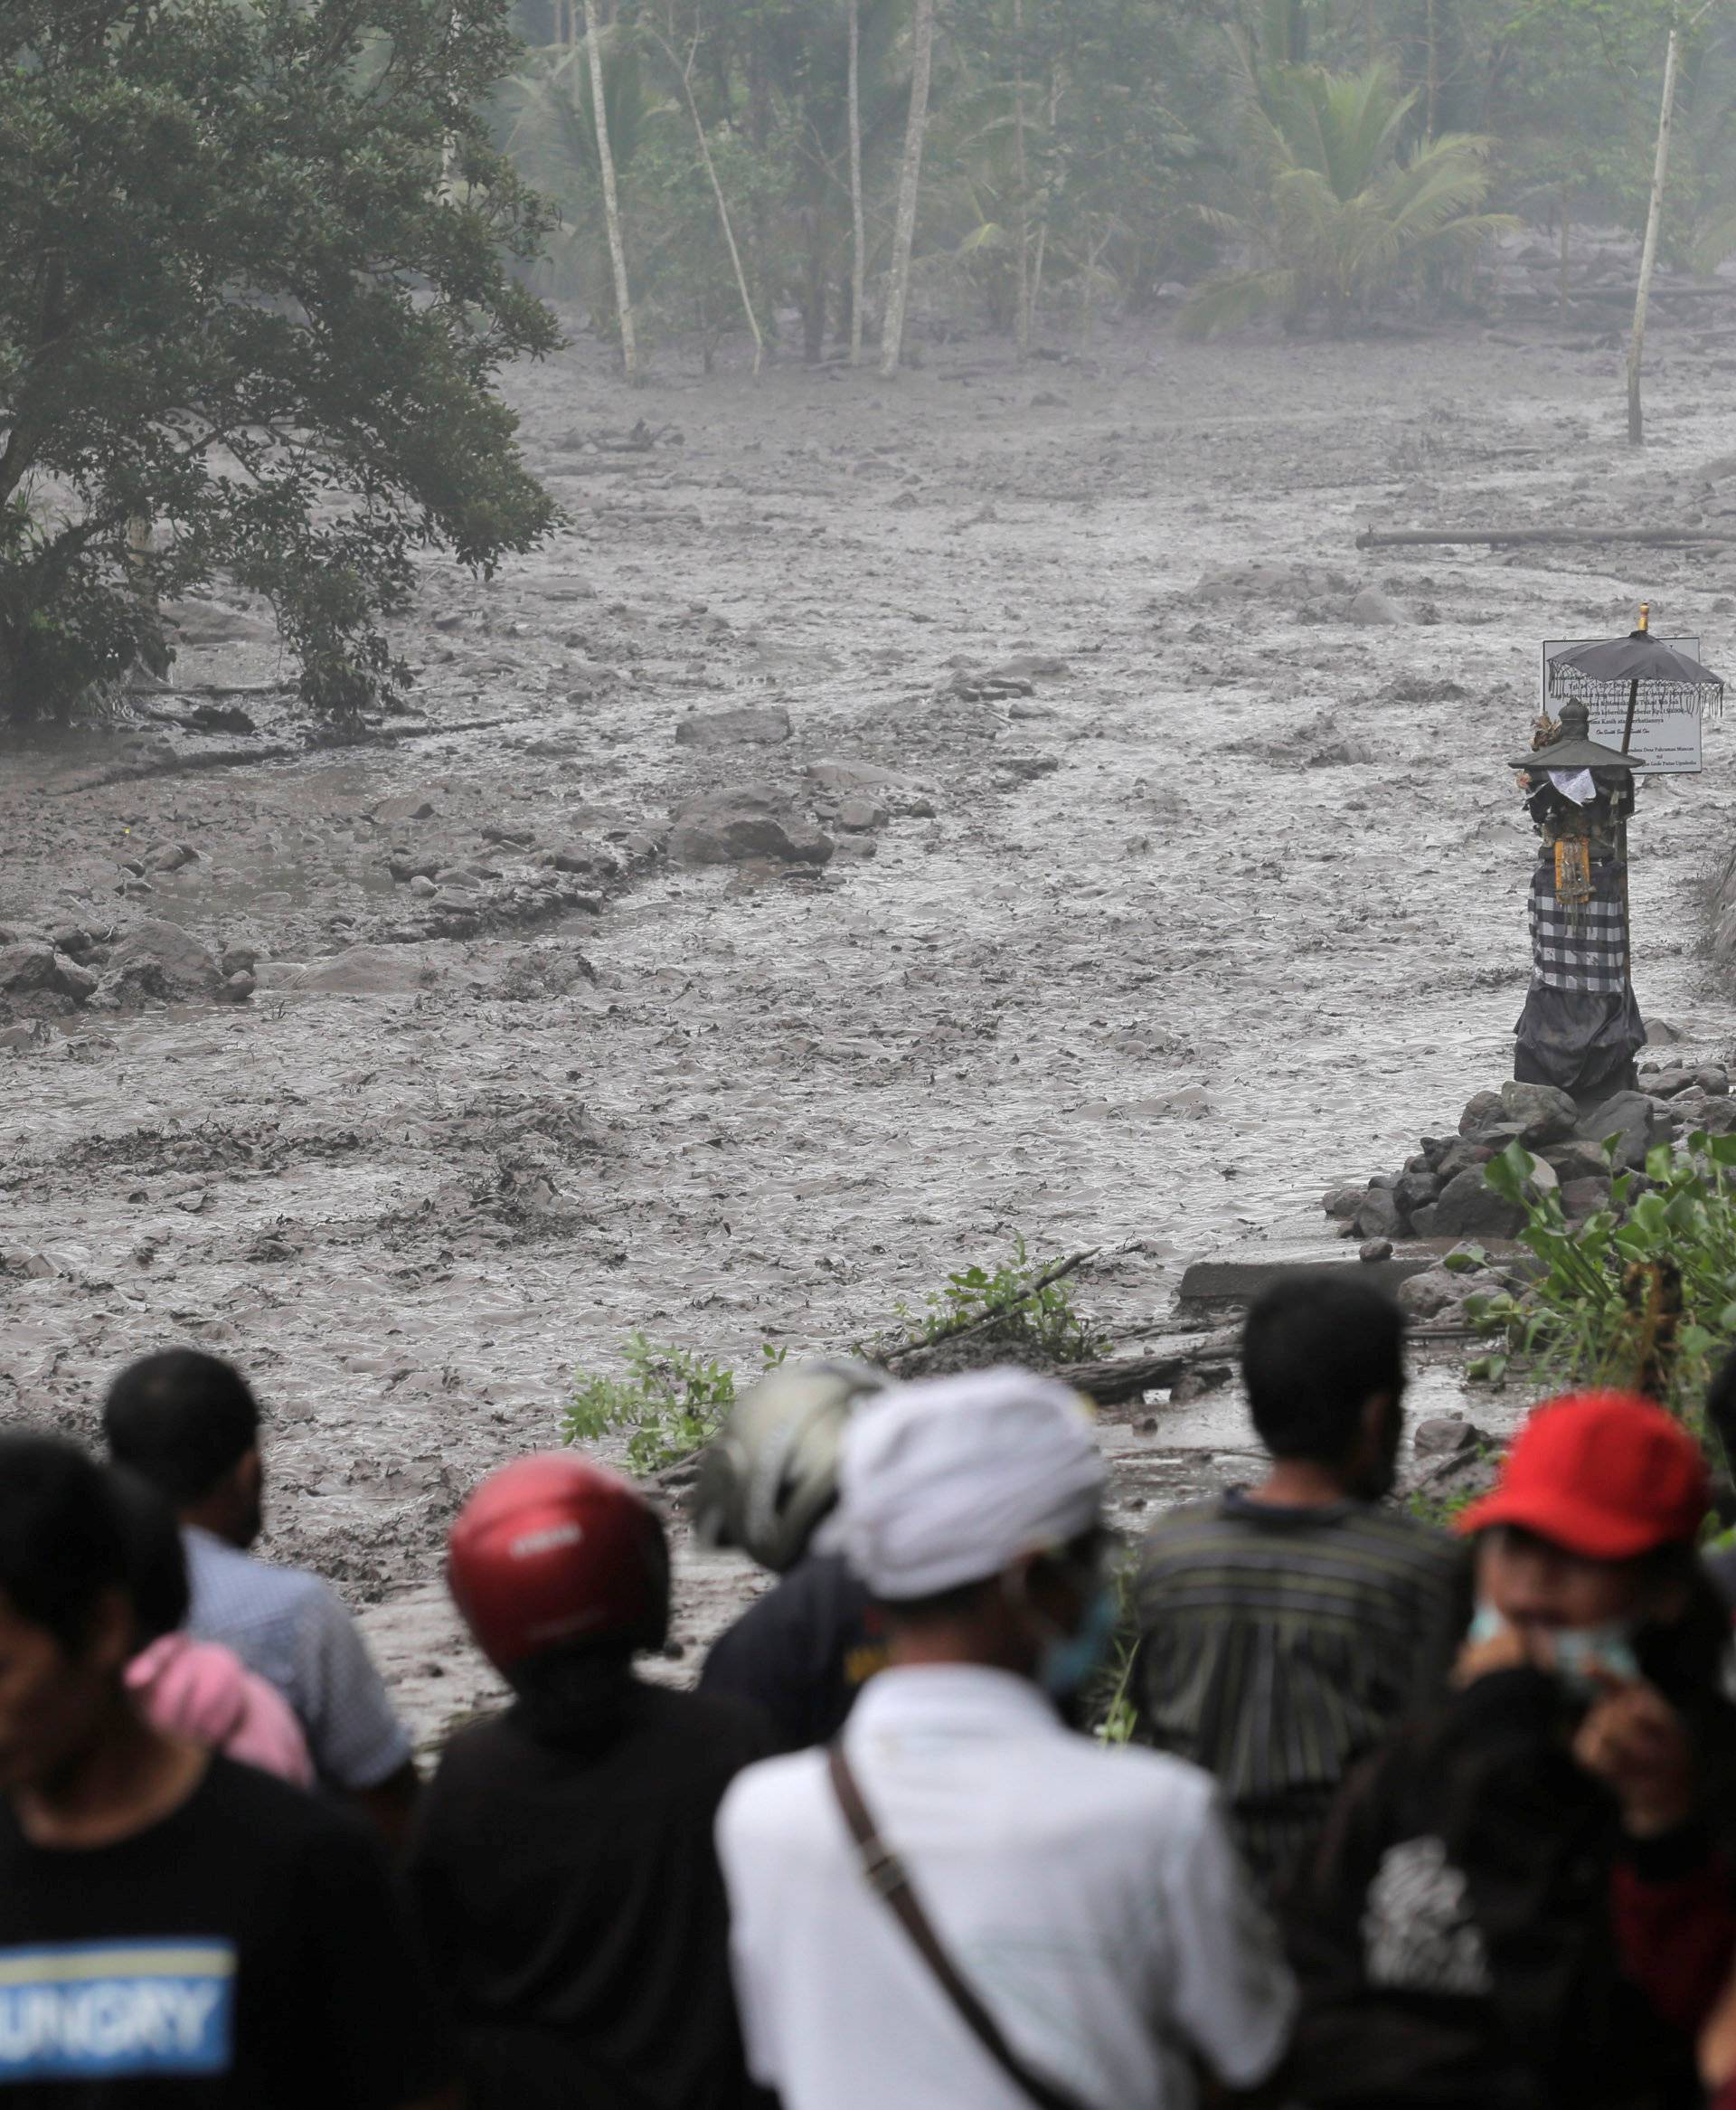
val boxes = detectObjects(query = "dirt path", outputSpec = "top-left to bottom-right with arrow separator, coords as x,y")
5,313 -> 1735,1743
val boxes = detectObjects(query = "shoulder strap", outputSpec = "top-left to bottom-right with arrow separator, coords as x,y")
826,1741 -> 1092,2110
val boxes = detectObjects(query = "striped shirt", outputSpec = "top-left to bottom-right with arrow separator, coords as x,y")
1134,1494 -> 1467,1891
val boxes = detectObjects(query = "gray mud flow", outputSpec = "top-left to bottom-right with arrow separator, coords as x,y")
5,317 -> 1735,1742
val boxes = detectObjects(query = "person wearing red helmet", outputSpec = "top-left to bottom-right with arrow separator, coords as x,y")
405,1453 -> 769,2110
1283,1390 -> 1736,2110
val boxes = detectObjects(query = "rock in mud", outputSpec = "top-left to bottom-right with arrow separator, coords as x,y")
1498,1080 -> 1578,1145
1413,1415 -> 1477,1457
1346,585 -> 1409,625
371,793 -> 439,826
806,760 -> 936,818
93,920 -> 223,1008
674,705 -> 791,750
1399,1269 -> 1471,1320
1430,1167 -> 1524,1238
835,798 -> 889,833
1540,1139 -> 1609,1181
668,788 -> 834,867
1322,1184 -> 1364,1220
145,842 -> 196,874
0,942 -> 97,1003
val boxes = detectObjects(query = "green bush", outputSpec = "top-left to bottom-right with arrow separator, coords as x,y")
1457,1134 -> 1736,1444
880,1235 -> 1109,1365
566,1332 -> 763,1474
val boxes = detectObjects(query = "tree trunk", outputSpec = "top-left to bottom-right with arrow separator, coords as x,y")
1560,179 -> 1570,314
584,0 -> 640,386
1013,0 -> 1032,359
1363,0 -> 1379,66
848,0 -> 866,365
879,0 -> 937,380
654,24 -> 762,375
1424,0 -> 1439,138
1628,19 -> 1682,447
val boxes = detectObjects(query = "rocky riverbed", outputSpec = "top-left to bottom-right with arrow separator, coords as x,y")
5,299 -> 1736,1744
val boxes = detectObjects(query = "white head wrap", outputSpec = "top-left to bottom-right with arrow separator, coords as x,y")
838,1367 -> 1106,1600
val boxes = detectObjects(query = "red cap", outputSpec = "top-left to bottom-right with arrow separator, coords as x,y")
446,1453 -> 669,1675
1458,1390 -> 1709,1558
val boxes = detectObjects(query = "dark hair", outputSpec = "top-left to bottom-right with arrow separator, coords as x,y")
108,1469 -> 190,1648
102,1349 -> 260,1507
0,1435 -> 128,1654
1241,1274 -> 1406,1462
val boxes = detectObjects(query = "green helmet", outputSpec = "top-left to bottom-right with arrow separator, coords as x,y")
691,1358 -> 888,1574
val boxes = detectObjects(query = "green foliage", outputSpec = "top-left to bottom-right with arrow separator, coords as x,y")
566,1331 -> 772,1473
1183,58 -> 1515,336
1401,1475 -> 1486,1529
1459,1134 -> 1736,1440
0,0 -> 560,724
881,1234 -> 1109,1364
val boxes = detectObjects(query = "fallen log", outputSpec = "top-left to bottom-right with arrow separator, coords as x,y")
1356,525 -> 1736,551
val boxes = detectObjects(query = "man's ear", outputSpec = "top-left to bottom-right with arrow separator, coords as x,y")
1360,1390 -> 1396,1446
234,1446 -> 263,1505
87,1586 -> 136,1678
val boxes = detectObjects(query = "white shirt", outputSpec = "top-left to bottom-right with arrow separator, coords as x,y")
716,1664 -> 1296,2110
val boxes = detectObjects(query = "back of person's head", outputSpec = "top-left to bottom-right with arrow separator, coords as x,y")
108,1468 -> 191,1651
102,1349 -> 260,1508
0,1434 -> 129,1658
839,1367 -> 1106,1607
448,1451 -> 669,1681
1241,1274 -> 1406,1462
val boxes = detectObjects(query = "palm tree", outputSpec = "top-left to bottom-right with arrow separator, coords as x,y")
1182,61 -> 1514,338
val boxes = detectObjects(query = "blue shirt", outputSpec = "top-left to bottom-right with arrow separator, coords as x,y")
182,1528 -> 411,1792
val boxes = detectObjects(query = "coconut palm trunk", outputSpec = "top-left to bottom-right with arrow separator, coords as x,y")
583,0 -> 640,386
1013,0 -> 1032,359
879,0 -> 937,380
1628,16 -> 1683,447
848,0 -> 867,365
651,21 -> 762,375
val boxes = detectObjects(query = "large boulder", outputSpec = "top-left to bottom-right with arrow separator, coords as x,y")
668,787 -> 833,867
1430,1167 -> 1524,1239
93,920 -> 223,1008
1433,1138 -> 1495,1185
1399,1268 -> 1472,1320
1354,1185 -> 1404,1242
1458,1090 -> 1505,1138
1575,1090 -> 1659,1169
1499,1080 -> 1578,1146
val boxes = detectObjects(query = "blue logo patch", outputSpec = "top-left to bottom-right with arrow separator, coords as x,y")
0,1939 -> 236,2079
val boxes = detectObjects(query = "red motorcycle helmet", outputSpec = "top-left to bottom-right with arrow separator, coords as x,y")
446,1453 -> 670,1676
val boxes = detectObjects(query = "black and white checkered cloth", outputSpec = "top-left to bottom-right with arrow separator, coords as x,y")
1529,859 -> 1628,994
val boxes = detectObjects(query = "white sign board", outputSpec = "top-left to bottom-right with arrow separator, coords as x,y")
1540,637 -> 1705,774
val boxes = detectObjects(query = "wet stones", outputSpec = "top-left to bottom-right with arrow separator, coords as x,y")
0,942 -> 97,1003
93,919 -> 224,1008
805,759 -> 937,821
674,705 -> 791,750
1575,1090 -> 1658,1169
668,787 -> 834,867
1430,1168 -> 1524,1239
1498,1081 -> 1578,1146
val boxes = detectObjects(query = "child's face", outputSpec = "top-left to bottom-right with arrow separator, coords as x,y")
1476,1524 -> 1653,1635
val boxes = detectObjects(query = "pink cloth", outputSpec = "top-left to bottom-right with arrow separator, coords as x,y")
127,1634 -> 315,1789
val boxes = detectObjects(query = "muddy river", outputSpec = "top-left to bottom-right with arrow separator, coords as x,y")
5,310 -> 1735,1741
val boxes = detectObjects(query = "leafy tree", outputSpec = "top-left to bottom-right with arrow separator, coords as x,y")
0,0 -> 560,725
1183,57 -> 1514,334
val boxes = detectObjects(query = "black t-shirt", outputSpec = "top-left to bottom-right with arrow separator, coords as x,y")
0,1754 -> 449,2107
698,1551 -> 885,1754
406,1679 -> 769,2110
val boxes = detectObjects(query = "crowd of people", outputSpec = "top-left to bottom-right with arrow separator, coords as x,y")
3,1276 -> 1736,2106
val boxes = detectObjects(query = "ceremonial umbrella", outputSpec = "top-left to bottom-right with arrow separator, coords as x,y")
1546,605 -> 1725,757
